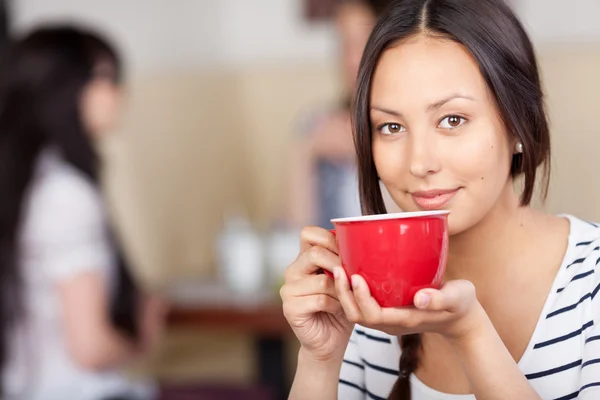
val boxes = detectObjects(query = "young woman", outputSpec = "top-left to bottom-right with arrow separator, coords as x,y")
280,0 -> 600,399
0,26 -> 164,399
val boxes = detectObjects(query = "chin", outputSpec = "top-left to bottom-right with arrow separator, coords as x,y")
447,213 -> 464,236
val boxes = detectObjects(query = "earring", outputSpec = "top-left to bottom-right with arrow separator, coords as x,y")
515,142 -> 523,154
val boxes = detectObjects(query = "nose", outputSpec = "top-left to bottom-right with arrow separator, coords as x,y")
408,130 -> 441,178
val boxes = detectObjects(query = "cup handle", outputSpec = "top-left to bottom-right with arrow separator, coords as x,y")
323,229 -> 336,279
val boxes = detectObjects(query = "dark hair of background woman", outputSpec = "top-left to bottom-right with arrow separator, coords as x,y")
0,25 -> 140,392
352,0 -> 550,398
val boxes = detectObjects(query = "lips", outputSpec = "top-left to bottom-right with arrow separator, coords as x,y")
411,188 -> 459,211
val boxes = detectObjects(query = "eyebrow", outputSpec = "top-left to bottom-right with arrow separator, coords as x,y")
371,94 -> 476,117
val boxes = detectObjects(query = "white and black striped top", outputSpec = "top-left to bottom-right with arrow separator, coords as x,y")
339,215 -> 600,400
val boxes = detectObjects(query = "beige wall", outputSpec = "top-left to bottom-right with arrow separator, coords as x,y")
537,46 -> 600,221
104,64 -> 341,286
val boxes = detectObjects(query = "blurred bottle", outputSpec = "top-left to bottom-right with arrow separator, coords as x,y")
217,207 -> 264,294
265,227 -> 300,290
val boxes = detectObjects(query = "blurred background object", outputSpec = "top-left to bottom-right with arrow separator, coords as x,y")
304,0 -> 339,21
5,0 -> 600,399
283,0 -> 377,231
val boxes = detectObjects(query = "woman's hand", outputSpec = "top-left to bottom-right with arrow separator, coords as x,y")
280,227 -> 354,363
138,294 -> 169,355
333,268 -> 485,342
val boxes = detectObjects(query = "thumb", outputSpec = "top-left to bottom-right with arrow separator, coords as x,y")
414,280 -> 475,313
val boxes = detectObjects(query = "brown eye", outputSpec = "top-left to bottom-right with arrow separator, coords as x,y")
380,123 -> 405,135
448,116 -> 461,126
439,115 -> 466,129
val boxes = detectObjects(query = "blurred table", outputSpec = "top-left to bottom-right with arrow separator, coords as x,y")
167,280 -> 292,400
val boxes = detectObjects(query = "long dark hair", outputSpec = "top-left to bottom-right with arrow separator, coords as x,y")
0,25 -> 140,389
352,0 -> 550,398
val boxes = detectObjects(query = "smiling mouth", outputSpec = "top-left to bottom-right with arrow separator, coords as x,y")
410,188 -> 460,210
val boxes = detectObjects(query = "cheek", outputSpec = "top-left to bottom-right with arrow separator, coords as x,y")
372,138 -> 408,183
446,129 -> 508,183
101,95 -> 120,122
91,92 -> 120,128
81,80 -> 122,133
444,124 -> 513,217
454,128 -> 511,188
440,126 -> 512,234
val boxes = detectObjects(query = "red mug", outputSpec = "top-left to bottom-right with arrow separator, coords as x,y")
326,210 -> 449,307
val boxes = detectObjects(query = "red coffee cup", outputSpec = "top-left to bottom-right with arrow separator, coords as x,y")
327,210 -> 449,307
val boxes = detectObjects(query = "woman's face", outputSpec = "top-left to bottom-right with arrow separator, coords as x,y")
370,35 -> 517,235
336,3 -> 376,92
80,63 -> 123,138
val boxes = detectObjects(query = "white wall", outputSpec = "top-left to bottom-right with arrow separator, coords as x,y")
12,0 -> 338,74
513,0 -> 600,44
216,0 -> 336,65
13,0 -> 600,75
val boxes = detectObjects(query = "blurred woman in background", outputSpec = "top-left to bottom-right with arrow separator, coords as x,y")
0,26 -> 165,400
286,0 -> 394,229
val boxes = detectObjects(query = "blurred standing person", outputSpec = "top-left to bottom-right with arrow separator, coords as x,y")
286,0 -> 393,229
0,26 -> 165,400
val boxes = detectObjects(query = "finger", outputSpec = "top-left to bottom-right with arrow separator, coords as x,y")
413,289 -> 443,311
282,294 -> 344,323
414,280 -> 475,313
285,245 -> 341,282
333,267 -> 363,323
349,274 -> 383,325
378,306 -> 447,335
299,226 -> 338,254
280,274 -> 337,300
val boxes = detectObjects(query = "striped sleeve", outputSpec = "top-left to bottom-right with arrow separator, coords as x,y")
338,328 -> 366,400
580,272 -> 600,399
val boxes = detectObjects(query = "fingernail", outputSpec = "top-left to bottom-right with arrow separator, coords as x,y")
416,293 -> 431,308
333,268 -> 340,279
351,275 -> 360,289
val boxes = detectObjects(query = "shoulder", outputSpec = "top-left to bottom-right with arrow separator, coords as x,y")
22,153 -> 105,238
527,216 -> 600,399
565,214 -> 600,245
559,215 -> 600,276
544,215 -> 600,326
19,153 -> 114,279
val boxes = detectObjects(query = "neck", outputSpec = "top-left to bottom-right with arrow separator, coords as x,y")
444,183 -> 546,287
